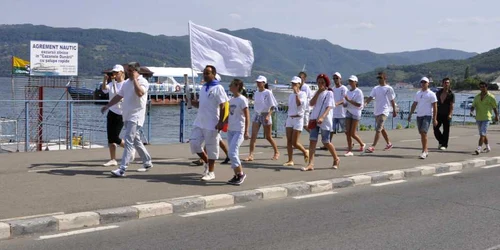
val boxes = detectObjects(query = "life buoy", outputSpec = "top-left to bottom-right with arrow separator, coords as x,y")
175,85 -> 181,92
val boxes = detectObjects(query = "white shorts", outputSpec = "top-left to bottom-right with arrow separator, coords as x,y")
189,127 -> 221,160
303,111 -> 310,126
286,117 -> 304,131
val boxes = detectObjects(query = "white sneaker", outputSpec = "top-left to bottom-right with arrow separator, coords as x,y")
419,152 -> 428,159
202,163 -> 209,176
103,159 -> 118,167
344,151 -> 354,157
475,149 -> 481,155
439,146 -> 446,150
201,172 -> 215,181
137,163 -> 153,172
483,148 -> 491,153
111,168 -> 125,177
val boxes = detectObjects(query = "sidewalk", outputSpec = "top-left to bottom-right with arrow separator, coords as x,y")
0,126 -> 497,220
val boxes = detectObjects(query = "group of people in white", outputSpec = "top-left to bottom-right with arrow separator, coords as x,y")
99,63 -> 499,185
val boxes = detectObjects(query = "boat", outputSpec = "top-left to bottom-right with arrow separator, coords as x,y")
269,82 -> 318,103
460,96 -> 474,109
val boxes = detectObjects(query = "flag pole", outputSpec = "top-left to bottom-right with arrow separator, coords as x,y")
11,56 -> 15,100
187,21 -> 193,109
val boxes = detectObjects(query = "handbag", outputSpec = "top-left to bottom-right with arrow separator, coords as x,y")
307,93 -> 328,130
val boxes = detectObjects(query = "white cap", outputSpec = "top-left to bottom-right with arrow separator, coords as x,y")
215,73 -> 221,81
290,76 -> 301,84
420,77 -> 430,83
112,64 -> 124,72
333,72 -> 342,78
255,75 -> 267,83
348,75 -> 358,82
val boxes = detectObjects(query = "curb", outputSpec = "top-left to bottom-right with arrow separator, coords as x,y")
2,156 -> 499,240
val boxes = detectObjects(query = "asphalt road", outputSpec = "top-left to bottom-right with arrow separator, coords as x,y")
3,165 -> 500,250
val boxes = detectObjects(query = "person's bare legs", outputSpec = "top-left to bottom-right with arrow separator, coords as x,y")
245,122 -> 260,161
303,140 -> 317,170
285,127 -> 294,163
345,119 -> 353,152
108,139 -> 124,160
323,141 -> 340,169
350,120 -> 364,146
263,124 -> 279,160
381,128 -> 391,145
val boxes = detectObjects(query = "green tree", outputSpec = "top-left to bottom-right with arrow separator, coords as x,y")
464,66 -> 470,79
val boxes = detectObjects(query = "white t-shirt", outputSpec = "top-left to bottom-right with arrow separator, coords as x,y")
193,84 -> 229,131
370,85 -> 396,116
253,89 -> 278,113
287,91 -> 307,116
346,88 -> 364,117
103,80 -> 124,115
332,85 -> 349,118
414,89 -> 437,117
228,95 -> 248,132
117,76 -> 149,126
300,83 -> 312,112
310,90 -> 335,131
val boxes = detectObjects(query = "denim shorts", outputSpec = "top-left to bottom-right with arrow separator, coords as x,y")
417,116 -> 432,134
309,127 -> 331,143
253,112 -> 272,126
476,120 -> 489,136
332,118 -> 346,133
345,111 -> 360,121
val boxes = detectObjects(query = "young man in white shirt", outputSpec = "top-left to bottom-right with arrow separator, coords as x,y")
189,65 -> 229,181
364,72 -> 397,153
332,72 -> 348,135
298,71 -> 312,133
408,77 -> 438,159
101,62 -> 152,177
101,65 -> 127,167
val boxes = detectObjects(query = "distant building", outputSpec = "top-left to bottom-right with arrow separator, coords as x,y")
490,75 -> 500,88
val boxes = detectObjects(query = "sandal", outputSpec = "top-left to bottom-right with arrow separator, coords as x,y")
300,166 -> 314,171
272,153 -> 280,160
243,156 -> 254,162
333,158 -> 340,169
191,159 -> 204,166
283,161 -> 294,166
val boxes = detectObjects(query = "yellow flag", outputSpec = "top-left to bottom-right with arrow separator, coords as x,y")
12,56 -> 30,75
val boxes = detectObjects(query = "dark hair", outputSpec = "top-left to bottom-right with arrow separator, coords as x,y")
231,78 -> 244,92
205,65 -> 217,75
442,77 -> 450,83
264,83 -> 269,89
479,81 -> 488,86
127,62 -> 140,72
298,71 -> 307,78
377,71 -> 386,79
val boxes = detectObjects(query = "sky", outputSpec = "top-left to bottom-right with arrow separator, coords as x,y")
2,0 -> 499,54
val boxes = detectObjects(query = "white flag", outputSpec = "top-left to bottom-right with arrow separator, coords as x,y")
189,21 -> 254,77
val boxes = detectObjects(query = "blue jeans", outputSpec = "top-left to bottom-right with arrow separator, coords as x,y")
332,118 -> 345,133
309,127 -> 331,143
227,130 -> 244,168
476,120 -> 489,136
417,116 -> 432,134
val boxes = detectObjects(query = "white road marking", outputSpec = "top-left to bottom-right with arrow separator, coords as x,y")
180,206 -> 245,217
484,243 -> 500,250
0,212 -> 64,222
293,191 -> 337,200
344,171 -> 379,177
482,164 -> 500,169
433,171 -> 461,177
371,180 -> 407,187
37,225 -> 119,240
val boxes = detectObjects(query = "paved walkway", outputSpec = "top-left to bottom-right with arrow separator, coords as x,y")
0,125 -> 498,220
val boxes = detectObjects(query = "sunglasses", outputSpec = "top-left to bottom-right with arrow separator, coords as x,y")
420,81 -> 427,83
376,76 -> 382,79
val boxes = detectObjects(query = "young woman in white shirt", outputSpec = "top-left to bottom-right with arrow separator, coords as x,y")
226,79 -> 250,185
302,74 -> 340,171
244,75 -> 280,161
343,75 -> 366,156
283,76 -> 309,167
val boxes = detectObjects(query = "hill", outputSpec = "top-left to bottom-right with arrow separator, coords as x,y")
0,24 -> 477,82
357,47 -> 500,87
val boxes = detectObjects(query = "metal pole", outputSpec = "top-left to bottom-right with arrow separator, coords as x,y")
463,98 -> 466,126
69,102 -> 73,150
37,86 -> 43,151
180,99 -> 185,143
407,101 -> 410,128
147,100 -> 151,144
24,101 -> 29,152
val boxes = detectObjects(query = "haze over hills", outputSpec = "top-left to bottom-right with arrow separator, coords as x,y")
0,24 -> 478,84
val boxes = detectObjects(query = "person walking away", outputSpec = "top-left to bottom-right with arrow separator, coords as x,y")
101,65 -> 129,166
283,76 -> 309,167
407,77 -> 438,159
226,79 -> 250,185
298,71 -> 312,133
101,62 -> 152,177
343,75 -> 365,156
470,81 -> 499,155
364,72 -> 397,153
301,74 -> 340,171
244,75 -> 280,161
434,77 -> 454,150
189,65 -> 229,181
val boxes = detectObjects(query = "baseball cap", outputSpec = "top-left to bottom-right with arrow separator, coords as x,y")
290,76 -> 301,84
348,75 -> 358,82
333,72 -> 342,78
112,64 -> 124,72
420,77 -> 430,83
255,75 -> 267,83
